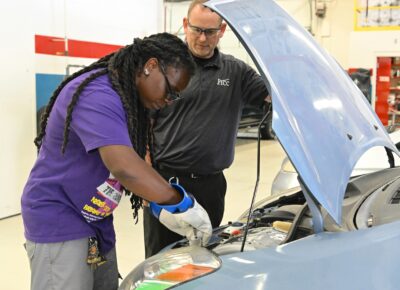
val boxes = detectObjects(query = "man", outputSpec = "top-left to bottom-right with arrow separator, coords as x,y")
143,0 -> 269,257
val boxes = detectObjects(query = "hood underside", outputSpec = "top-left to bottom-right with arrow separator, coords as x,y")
205,0 -> 399,223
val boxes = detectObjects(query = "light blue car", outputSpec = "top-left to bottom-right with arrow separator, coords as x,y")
119,1 -> 400,289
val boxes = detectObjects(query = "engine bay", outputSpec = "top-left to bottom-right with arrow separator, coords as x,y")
169,167 -> 400,256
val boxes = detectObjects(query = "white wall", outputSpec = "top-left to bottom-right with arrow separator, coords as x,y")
312,0 -> 354,68
0,0 -> 164,219
349,32 -> 400,68
35,0 -> 164,75
0,1 -> 36,219
164,0 -> 353,69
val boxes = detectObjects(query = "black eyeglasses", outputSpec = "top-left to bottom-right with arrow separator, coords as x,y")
159,64 -> 182,102
187,21 -> 221,37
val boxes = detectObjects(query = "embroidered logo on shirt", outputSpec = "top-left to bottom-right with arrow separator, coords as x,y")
217,78 -> 230,87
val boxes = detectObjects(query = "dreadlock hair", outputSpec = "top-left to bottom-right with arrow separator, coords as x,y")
34,32 -> 195,222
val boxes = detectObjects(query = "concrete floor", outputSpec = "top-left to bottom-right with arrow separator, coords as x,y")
0,138 -> 285,289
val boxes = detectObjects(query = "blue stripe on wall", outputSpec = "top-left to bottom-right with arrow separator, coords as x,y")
36,73 -> 65,110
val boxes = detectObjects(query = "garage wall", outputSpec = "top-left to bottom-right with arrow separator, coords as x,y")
0,1 -> 36,219
164,0 -> 353,69
349,32 -> 400,67
312,0 -> 354,69
287,0 -> 400,105
0,0 -> 164,219
348,31 -> 400,104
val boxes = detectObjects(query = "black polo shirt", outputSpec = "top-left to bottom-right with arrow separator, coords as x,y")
152,49 -> 269,174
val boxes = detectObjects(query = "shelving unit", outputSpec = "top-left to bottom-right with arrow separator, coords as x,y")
389,61 -> 400,124
376,57 -> 400,125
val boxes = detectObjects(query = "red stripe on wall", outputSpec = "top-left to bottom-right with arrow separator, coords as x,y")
68,39 -> 123,58
35,35 -> 66,56
35,35 -> 123,58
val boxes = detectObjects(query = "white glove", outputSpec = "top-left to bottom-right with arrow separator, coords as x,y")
149,183 -> 212,246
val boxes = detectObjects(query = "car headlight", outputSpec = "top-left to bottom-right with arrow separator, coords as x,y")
119,246 -> 221,290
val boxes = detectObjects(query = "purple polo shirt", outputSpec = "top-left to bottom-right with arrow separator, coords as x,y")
21,70 -> 133,254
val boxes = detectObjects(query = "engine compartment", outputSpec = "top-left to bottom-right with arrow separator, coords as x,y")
169,167 -> 400,256
207,197 -> 312,255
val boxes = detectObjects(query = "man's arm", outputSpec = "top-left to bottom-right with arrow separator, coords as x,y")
241,61 -> 270,108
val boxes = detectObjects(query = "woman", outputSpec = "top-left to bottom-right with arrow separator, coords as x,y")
21,33 -> 211,290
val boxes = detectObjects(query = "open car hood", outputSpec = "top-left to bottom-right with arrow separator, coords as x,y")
205,0 -> 400,223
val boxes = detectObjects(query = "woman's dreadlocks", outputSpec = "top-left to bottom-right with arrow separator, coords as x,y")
34,33 -> 195,222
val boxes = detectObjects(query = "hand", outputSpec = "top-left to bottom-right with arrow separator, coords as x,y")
149,183 -> 212,246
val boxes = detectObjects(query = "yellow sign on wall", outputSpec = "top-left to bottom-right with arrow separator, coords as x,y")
354,0 -> 400,31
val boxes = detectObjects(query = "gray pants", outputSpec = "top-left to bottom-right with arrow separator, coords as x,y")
24,238 -> 119,290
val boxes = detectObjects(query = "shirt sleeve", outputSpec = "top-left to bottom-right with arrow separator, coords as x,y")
70,88 -> 133,152
240,61 -> 270,108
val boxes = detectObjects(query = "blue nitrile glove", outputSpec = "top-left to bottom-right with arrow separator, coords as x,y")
150,183 -> 212,246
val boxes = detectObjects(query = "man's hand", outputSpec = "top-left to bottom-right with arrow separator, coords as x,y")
150,183 -> 212,246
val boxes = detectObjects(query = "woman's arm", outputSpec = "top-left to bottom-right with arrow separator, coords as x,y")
99,145 -> 180,204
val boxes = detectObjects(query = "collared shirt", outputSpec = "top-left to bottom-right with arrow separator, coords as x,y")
152,49 -> 269,174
